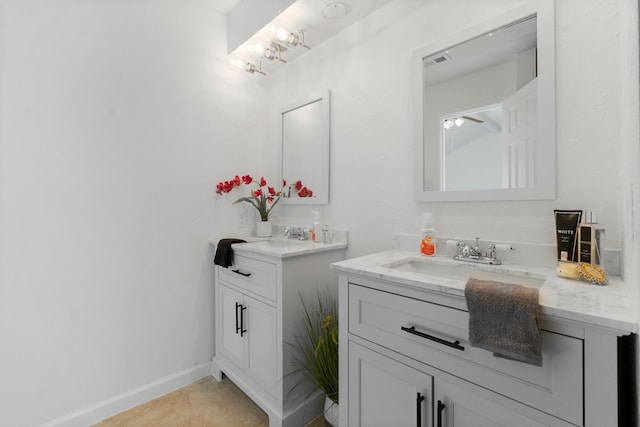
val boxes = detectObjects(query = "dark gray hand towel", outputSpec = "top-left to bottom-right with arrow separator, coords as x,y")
465,277 -> 542,366
214,238 -> 246,268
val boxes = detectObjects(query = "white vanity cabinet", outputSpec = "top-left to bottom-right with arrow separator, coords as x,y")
333,251 -> 637,427
212,241 -> 347,427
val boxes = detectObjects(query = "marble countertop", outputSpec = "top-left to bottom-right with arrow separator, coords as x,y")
212,238 -> 348,259
331,250 -> 638,334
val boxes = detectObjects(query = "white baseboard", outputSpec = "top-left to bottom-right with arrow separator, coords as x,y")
39,362 -> 212,427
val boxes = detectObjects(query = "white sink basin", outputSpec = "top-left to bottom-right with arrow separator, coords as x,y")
383,258 -> 545,289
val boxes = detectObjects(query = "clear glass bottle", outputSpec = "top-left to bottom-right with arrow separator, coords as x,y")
311,211 -> 321,242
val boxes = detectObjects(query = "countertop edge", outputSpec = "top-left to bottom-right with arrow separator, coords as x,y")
331,250 -> 639,334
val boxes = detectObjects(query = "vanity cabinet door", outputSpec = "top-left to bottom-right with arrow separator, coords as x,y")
349,342 -> 433,427
244,294 -> 277,395
218,283 -> 245,369
434,378 -> 552,427
217,283 -> 277,395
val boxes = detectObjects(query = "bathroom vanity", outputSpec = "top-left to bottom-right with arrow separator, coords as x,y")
211,238 -> 347,427
332,251 -> 637,427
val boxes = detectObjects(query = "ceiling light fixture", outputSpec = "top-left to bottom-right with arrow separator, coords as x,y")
229,58 -> 245,69
276,27 -> 289,41
323,2 -> 347,19
229,18 -> 314,76
245,61 -> 266,75
251,42 -> 265,54
286,30 -> 310,49
443,118 -> 466,129
264,44 -> 287,63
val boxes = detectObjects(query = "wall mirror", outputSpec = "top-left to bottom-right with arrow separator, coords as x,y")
277,90 -> 330,205
412,2 -> 555,202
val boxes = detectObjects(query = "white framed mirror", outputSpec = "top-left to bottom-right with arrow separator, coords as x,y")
277,90 -> 330,205
412,1 -> 555,202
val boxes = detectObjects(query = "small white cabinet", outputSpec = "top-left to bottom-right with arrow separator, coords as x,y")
212,242 -> 346,427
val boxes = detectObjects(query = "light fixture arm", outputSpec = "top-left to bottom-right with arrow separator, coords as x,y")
288,30 -> 310,49
245,61 -> 266,75
265,44 -> 287,63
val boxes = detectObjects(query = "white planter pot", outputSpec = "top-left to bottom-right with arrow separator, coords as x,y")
324,396 -> 339,427
256,221 -> 272,237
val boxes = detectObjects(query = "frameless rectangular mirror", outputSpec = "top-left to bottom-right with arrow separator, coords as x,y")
277,90 -> 330,205
412,2 -> 555,202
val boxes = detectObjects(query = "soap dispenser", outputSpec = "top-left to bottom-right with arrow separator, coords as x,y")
420,213 -> 436,256
311,211 -> 321,242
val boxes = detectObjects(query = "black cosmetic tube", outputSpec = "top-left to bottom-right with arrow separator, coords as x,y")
554,210 -> 582,262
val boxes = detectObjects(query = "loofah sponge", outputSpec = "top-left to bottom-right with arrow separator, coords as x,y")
576,262 -> 608,285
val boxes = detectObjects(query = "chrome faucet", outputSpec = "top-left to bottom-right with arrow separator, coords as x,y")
283,226 -> 308,240
454,238 -> 501,265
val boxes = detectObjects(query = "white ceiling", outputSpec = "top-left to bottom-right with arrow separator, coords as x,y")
210,0 -> 243,14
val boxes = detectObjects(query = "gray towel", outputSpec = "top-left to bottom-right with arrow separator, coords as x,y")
465,278 -> 542,366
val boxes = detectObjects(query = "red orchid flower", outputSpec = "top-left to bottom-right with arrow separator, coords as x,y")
216,174 -> 313,221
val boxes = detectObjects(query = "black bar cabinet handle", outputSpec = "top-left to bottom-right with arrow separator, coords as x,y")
240,305 -> 247,336
401,326 -> 465,351
235,302 -> 241,334
231,269 -> 251,277
416,392 -> 425,427
437,400 -> 446,427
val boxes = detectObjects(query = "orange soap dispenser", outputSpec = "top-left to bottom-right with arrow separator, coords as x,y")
420,213 -> 436,256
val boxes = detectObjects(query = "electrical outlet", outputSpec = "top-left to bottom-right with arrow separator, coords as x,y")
238,208 -> 247,228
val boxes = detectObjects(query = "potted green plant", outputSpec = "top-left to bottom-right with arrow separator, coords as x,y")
288,290 -> 339,426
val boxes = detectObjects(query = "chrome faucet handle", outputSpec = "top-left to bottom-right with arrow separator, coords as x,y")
485,244 -> 497,260
464,238 -> 481,257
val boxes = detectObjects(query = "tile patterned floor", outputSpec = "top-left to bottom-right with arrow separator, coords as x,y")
92,376 -> 327,427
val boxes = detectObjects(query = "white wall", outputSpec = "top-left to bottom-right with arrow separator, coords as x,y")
445,131 -> 503,191
266,0 -> 638,272
0,1 -> 268,425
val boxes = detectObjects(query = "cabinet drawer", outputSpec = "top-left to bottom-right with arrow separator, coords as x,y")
219,254 -> 277,301
349,283 -> 583,425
